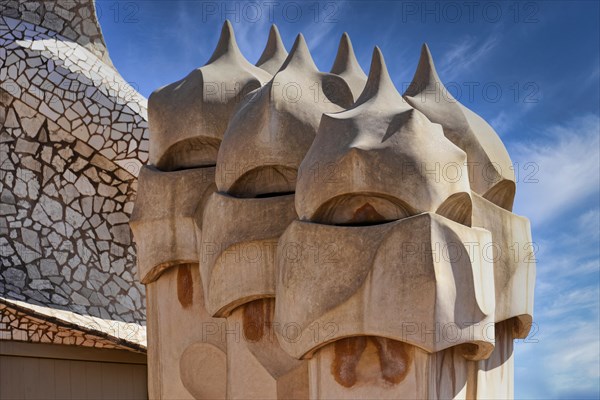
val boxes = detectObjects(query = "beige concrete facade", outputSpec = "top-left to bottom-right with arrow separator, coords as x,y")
131,21 -> 535,399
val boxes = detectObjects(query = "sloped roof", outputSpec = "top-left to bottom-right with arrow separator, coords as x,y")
0,296 -> 146,352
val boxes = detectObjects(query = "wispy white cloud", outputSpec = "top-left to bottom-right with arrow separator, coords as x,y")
577,208 -> 600,240
583,56 -> 600,87
231,18 -> 271,64
512,114 -> 600,398
517,316 -> 600,398
510,114 -> 600,227
170,2 -> 210,64
490,111 -> 511,135
515,201 -> 599,398
517,250 -> 599,398
535,256 -> 598,297
299,15 -> 345,70
539,285 -> 599,319
548,322 -> 598,395
490,101 -> 538,136
439,33 -> 500,80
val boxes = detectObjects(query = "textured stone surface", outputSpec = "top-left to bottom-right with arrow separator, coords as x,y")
296,48 -> 471,225
0,296 -> 146,350
148,21 -> 271,171
0,7 -> 148,324
329,33 -> 367,99
255,25 -> 288,75
145,265 -> 226,399
0,0 -> 114,67
275,213 -> 496,359
130,166 -> 215,283
132,21 -> 536,400
404,45 -> 516,211
199,192 -> 296,316
216,34 -> 354,196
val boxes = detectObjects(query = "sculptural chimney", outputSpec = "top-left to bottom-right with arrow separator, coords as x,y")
131,22 -> 535,399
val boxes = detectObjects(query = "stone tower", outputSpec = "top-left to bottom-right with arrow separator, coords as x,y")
1,0 -> 148,323
130,21 -> 535,399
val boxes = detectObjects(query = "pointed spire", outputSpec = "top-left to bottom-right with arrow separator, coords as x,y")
206,20 -> 244,64
279,34 -> 318,72
354,47 -> 402,106
256,24 -> 288,74
330,33 -> 366,79
403,43 -> 446,98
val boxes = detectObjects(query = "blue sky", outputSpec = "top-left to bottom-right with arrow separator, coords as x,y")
97,1 -> 600,398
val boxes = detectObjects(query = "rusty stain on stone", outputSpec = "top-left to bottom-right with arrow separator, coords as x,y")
372,337 -> 413,384
177,264 -> 194,308
243,299 -> 273,342
350,203 -> 385,224
331,336 -> 368,387
332,337 -> 413,387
